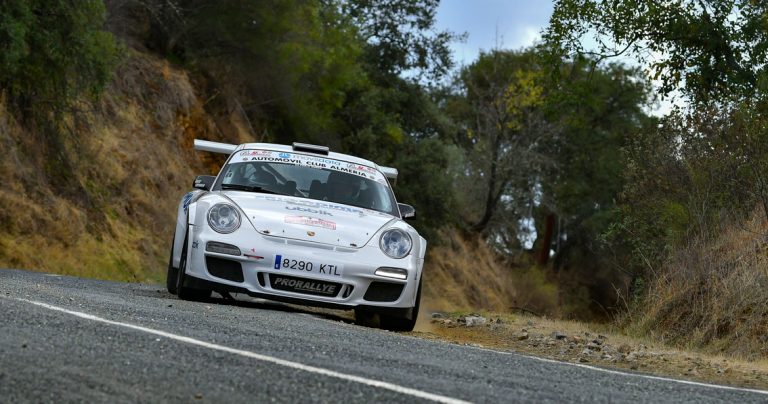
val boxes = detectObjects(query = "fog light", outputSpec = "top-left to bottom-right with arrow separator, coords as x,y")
374,267 -> 408,280
206,241 -> 241,256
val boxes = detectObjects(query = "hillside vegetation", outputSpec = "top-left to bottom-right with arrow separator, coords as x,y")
2,0 -> 768,361
0,51 -> 219,280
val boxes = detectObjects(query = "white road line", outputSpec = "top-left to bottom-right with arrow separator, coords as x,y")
13,298 -> 469,404
469,344 -> 768,396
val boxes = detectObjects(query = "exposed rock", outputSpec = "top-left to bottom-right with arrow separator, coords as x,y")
516,332 -> 529,341
551,331 -> 567,340
586,342 -> 602,351
431,312 -> 446,319
461,315 -> 487,327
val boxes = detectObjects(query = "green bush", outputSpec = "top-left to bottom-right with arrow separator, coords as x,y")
0,0 -> 119,120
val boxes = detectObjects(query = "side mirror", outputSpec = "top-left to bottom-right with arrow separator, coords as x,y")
398,203 -> 416,220
193,175 -> 216,191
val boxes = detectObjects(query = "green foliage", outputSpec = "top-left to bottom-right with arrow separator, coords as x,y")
136,0 -> 460,241
389,138 -> 460,241
344,0 -> 463,82
160,0 -> 365,144
618,101 -> 768,276
444,48 -> 653,317
446,49 -> 552,240
544,0 -> 768,102
0,0 -> 119,120
542,57 -> 654,262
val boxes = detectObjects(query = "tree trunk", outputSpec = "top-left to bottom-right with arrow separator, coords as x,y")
537,213 -> 555,267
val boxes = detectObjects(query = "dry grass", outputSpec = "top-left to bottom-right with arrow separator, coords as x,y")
411,310 -> 768,390
0,51 -> 247,282
422,229 -> 559,316
626,211 -> 768,360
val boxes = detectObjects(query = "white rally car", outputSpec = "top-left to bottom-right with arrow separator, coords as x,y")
167,140 -> 425,331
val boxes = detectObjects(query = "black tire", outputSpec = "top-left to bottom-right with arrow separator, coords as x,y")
166,233 -> 179,295
379,279 -> 422,332
353,308 -> 377,327
175,229 -> 212,301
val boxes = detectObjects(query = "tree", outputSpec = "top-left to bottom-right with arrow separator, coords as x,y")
446,49 -> 653,317
542,57 -> 654,268
544,0 -> 768,102
130,0 -> 462,242
447,50 -> 555,249
0,0 -> 119,197
0,0 -> 119,121
344,0 -> 463,83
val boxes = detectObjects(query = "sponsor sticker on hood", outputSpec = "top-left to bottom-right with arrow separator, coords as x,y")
285,215 -> 336,230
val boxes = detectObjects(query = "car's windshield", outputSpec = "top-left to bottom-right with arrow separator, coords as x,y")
214,149 -> 398,216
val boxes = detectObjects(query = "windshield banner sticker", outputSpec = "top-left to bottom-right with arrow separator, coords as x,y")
237,150 -> 386,183
285,215 -> 337,230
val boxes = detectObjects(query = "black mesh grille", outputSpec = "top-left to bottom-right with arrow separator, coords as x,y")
205,256 -> 244,283
363,282 -> 404,302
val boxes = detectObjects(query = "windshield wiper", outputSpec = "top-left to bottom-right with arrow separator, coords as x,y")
221,183 -> 280,195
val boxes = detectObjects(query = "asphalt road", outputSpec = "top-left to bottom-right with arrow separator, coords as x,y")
1,269 -> 766,403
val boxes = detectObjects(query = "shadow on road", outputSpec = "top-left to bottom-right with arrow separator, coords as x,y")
133,284 -> 358,325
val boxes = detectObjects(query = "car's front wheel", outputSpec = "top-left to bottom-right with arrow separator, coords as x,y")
175,229 -> 212,301
365,279 -> 422,332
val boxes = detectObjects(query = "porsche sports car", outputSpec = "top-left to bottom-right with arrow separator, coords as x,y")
167,140 -> 426,331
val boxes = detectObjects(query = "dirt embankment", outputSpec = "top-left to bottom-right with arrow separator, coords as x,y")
0,51 -> 244,281
624,212 -> 768,360
411,213 -> 768,390
411,311 -> 768,390
421,229 -> 559,317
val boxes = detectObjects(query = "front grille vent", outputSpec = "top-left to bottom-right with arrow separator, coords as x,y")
363,282 -> 404,302
206,256 -> 244,282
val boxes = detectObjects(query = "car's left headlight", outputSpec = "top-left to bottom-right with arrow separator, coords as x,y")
207,203 -> 241,234
379,228 -> 412,259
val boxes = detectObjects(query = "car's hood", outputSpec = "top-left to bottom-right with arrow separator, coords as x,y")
224,192 -> 397,248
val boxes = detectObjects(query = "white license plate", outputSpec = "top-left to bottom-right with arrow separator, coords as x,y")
273,255 -> 344,277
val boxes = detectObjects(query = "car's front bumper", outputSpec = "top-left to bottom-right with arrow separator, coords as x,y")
182,224 -> 422,310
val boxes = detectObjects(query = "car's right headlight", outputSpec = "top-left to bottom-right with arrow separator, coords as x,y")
379,228 -> 412,259
207,203 -> 241,234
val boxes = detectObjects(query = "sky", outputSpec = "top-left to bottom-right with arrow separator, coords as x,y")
434,0 -> 681,115
435,0 -> 554,68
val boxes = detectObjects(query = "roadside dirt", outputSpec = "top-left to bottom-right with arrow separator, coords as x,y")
408,310 -> 768,391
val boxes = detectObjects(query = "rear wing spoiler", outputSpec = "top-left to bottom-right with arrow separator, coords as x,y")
380,167 -> 398,181
193,138 -> 399,181
194,139 -> 237,154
